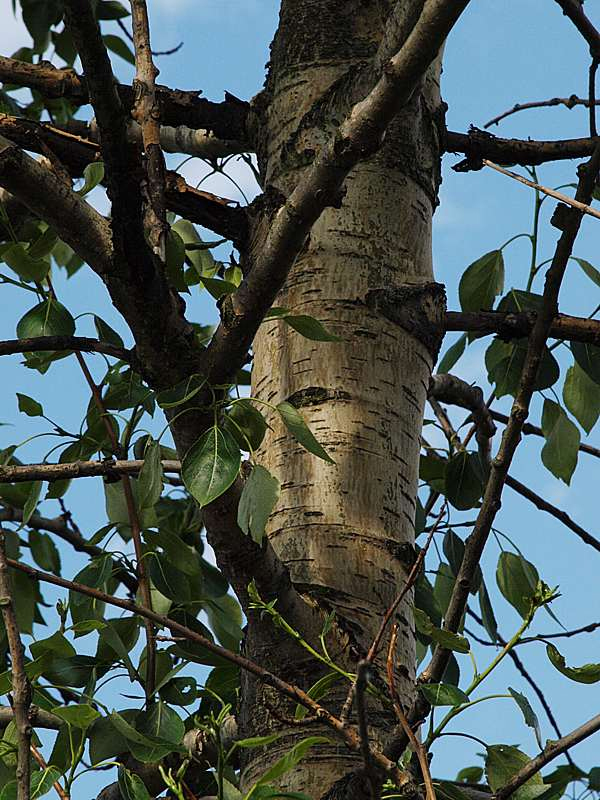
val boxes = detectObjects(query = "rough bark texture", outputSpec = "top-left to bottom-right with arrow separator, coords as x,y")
241,2 -> 444,794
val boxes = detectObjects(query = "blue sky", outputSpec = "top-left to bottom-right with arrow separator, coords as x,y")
1,1 -> 600,796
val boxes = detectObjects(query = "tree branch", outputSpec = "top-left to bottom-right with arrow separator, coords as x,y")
0,336 -> 133,363
484,95 -> 600,128
204,0 -> 473,383
0,705 -> 62,731
495,713 -> 600,800
131,0 -> 168,261
445,309 -> 600,347
0,531 -> 31,800
0,113 -> 249,247
0,135 -> 113,275
445,127 -> 600,170
0,458 -> 181,483
0,56 -> 251,142
554,0 -> 600,58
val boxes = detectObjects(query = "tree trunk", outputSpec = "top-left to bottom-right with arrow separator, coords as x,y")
241,2 -> 445,795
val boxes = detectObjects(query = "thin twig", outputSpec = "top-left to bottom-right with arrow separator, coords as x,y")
506,474 -> 600,553
483,159 -> 600,221
0,530 -> 31,800
30,743 -> 68,800
484,95 -> 600,128
589,59 -> 599,138
117,17 -> 183,57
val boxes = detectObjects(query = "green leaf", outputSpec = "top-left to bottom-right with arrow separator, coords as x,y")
589,768 -> 600,790
456,767 -> 484,784
97,1 -> 131,20
29,530 -> 60,574
546,643 -> 600,683
459,250 -> 504,312
0,766 -> 64,800
93,315 -> 124,348
118,767 -> 152,800
413,607 -> 470,653
295,673 -> 341,720
51,703 -> 100,729
444,452 -> 484,510
137,701 -> 185,745
486,338 -> 559,398
77,161 -> 105,196
508,687 -> 542,748
437,333 -> 467,373
282,315 -> 341,341
205,594 -> 243,651
563,362 -> 600,434
572,342 -> 600,385
17,299 -> 75,338
182,426 -> 241,507
486,745 -> 545,800
238,465 -> 280,544
109,711 -> 179,763
22,480 -> 42,525
276,402 -> 334,463
478,580 -> 498,642
137,439 -> 163,512
200,276 -> 238,299
419,683 -> 469,706
235,733 -> 282,749
496,552 -> 539,619
540,400 -> 580,484
574,257 -> 600,287
103,34 -> 135,64
156,374 -> 206,409
226,400 -> 268,451
148,552 -> 193,602
16,393 -> 43,417
1,242 -> 49,282
249,737 -> 330,795
166,229 -> 188,292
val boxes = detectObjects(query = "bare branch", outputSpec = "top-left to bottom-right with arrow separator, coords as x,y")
0,336 -> 133,363
0,113 -> 249,246
485,95 -> 600,128
131,0 -> 168,261
0,531 -> 31,800
429,374 -> 496,464
554,0 -> 600,58
0,458 -> 181,483
495,714 -> 600,800
446,127 -> 600,170
0,56 -> 251,142
204,0 -> 473,383
445,309 -> 600,347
